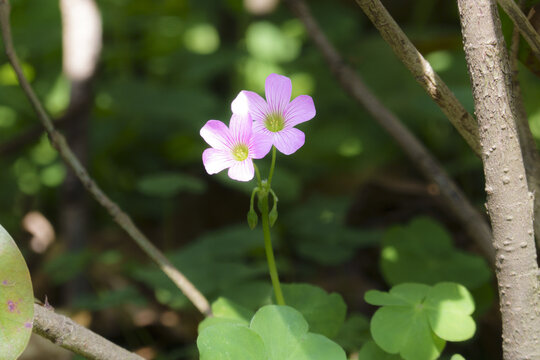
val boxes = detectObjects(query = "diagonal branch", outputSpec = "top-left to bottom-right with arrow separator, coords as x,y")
498,0 -> 540,62
354,0 -> 481,156
354,0 -> 540,249
33,304 -> 144,360
285,0 -> 495,262
0,0 -> 211,317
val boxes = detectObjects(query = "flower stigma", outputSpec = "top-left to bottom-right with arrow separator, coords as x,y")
264,112 -> 285,132
232,143 -> 249,161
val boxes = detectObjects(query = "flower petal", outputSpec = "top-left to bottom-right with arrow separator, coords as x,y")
228,159 -> 255,182
200,120 -> 232,150
273,128 -> 305,155
250,132 -> 273,159
232,90 -> 267,124
202,148 -> 235,175
265,73 -> 291,114
284,95 -> 316,127
229,112 -> 253,144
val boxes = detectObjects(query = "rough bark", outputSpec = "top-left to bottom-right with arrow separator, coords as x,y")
457,0 -> 540,358
33,304 -> 144,360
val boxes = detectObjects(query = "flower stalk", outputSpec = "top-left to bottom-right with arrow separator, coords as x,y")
258,189 -> 285,306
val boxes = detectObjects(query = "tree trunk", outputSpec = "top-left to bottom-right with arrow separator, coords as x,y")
457,0 -> 540,358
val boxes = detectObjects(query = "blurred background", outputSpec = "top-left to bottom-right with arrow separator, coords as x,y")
1,0 -> 539,359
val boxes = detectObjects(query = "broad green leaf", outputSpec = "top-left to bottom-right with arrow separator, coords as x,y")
365,283 -> 430,307
358,341 -> 403,360
0,225 -> 34,360
380,217 -> 490,289
197,297 -> 253,332
335,313 -> 370,352
250,305 -> 347,360
450,355 -> 466,360
366,282 -> 475,360
198,323 -> 266,360
198,305 -> 347,360
424,283 -> 476,341
280,283 -> 347,338
211,297 -> 254,322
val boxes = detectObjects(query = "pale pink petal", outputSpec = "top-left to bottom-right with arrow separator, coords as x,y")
250,132 -> 273,159
284,95 -> 316,127
230,91 -> 250,116
265,73 -> 291,114
202,148 -> 235,175
228,159 -> 255,182
200,120 -> 232,150
252,118 -> 271,137
233,90 -> 267,123
229,113 -> 253,144
273,128 -> 305,155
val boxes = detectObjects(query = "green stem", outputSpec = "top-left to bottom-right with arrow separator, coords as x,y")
254,163 -> 263,187
259,192 -> 285,305
267,146 -> 277,186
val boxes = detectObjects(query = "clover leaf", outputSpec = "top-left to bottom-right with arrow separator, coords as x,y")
365,282 -> 475,360
197,305 -> 347,360
0,225 -> 34,360
281,283 -> 347,338
380,217 -> 490,289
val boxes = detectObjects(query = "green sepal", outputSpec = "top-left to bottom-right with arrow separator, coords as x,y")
247,209 -> 258,230
269,189 -> 279,227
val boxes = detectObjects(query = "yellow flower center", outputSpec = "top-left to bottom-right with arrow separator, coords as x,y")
232,143 -> 249,161
264,112 -> 285,132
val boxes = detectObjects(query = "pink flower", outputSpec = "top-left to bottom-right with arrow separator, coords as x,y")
200,112 -> 272,182
232,73 -> 316,155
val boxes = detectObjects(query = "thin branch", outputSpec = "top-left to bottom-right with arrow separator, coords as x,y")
355,0 -> 540,249
0,0 -> 211,317
457,0 -> 540,358
354,0 -> 481,156
498,0 -> 540,62
33,304 -> 144,360
285,0 -> 495,262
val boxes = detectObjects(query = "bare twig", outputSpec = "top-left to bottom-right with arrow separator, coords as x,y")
0,0 -> 211,317
498,0 -> 540,62
458,0 -> 540,358
285,0 -> 495,262
354,0 -> 481,156
33,304 -> 144,360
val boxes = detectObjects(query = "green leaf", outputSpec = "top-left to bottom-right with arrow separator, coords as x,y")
0,225 -> 34,360
366,282 -> 476,360
365,283 -> 430,307
334,313 -> 371,352
450,355 -> 466,360
281,283 -> 347,339
211,297 -> 253,324
358,341 -> 403,360
137,172 -> 206,198
197,305 -> 347,360
424,283 -> 476,341
198,323 -> 266,360
380,217 -> 491,289
285,195 -> 381,265
198,296 -> 254,334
